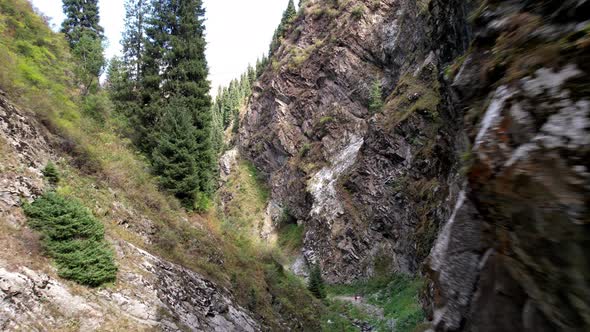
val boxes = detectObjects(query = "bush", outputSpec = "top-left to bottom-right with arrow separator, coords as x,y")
308,265 -> 326,299
369,79 -> 384,113
351,5 -> 364,20
23,192 -> 117,287
42,161 -> 60,185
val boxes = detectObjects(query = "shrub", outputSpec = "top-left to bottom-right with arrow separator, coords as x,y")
299,143 -> 311,157
23,192 -> 117,286
369,79 -> 384,113
351,5 -> 364,20
42,161 -> 60,185
308,265 -> 326,299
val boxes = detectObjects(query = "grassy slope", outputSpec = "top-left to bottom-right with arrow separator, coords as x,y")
325,275 -> 427,332
0,0 -> 322,329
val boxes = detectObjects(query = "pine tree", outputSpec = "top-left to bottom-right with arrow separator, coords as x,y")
308,264 -> 326,299
269,0 -> 297,56
61,0 -> 105,93
247,64 -> 256,84
151,102 -> 202,209
61,0 -> 104,48
369,80 -> 384,113
121,0 -> 148,83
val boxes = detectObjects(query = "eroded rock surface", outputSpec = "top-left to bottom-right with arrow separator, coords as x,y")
427,1 -> 590,331
240,0 -> 471,282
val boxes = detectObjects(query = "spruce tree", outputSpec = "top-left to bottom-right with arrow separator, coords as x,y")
61,0 -> 105,92
151,102 -> 202,209
369,80 -> 384,113
269,0 -> 297,56
61,0 -> 104,47
121,0 -> 148,83
308,264 -> 326,299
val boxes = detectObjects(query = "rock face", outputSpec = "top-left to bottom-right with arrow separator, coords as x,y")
240,0 -> 471,282
0,93 -> 260,331
427,0 -> 590,331
241,0 -> 590,329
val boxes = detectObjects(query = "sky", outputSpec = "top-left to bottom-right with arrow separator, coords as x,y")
29,0 -> 290,94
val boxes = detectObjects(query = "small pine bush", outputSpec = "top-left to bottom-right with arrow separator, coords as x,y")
308,264 -> 326,299
42,161 -> 60,185
369,80 -> 384,113
23,192 -> 117,287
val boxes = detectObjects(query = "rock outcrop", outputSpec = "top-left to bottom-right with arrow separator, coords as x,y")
426,1 -> 590,331
240,0 -> 471,282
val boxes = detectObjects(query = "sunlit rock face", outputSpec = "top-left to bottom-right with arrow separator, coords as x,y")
427,0 -> 590,331
240,0 -> 471,283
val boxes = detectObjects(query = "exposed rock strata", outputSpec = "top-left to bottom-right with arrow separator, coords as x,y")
240,0 -> 471,282
427,1 -> 590,331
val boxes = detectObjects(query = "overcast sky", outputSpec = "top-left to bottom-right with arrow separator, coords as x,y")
29,0 -> 290,94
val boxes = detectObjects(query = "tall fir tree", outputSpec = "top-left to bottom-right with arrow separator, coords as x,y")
151,102 -> 202,209
164,0 -> 213,199
61,0 -> 104,48
121,0 -> 148,83
61,0 -> 105,92
269,0 -> 297,56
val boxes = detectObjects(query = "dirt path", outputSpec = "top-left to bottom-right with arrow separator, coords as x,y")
332,295 -> 384,319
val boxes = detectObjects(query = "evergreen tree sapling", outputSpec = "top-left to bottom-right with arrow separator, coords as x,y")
308,264 -> 326,299
24,192 -> 117,287
369,79 -> 384,113
42,161 -> 60,186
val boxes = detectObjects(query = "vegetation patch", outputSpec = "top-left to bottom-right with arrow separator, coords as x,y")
23,192 -> 117,287
383,72 -> 441,130
326,274 -> 426,332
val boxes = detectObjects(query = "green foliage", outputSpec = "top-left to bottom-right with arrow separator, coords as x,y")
269,0 -> 298,56
308,265 -> 326,299
61,0 -> 105,93
326,274 -> 426,332
81,91 -> 111,123
277,223 -> 304,254
369,79 -> 384,113
23,192 -> 117,287
0,0 -> 76,120
42,161 -> 60,185
151,102 -> 209,210
72,31 -> 105,93
351,5 -> 364,20
299,142 -> 311,157
61,0 -> 104,48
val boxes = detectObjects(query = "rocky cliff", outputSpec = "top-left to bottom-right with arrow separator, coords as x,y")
427,1 -> 590,331
240,0 -> 471,282
241,0 -> 590,329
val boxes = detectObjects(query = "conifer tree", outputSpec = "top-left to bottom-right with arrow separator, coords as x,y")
269,0 -> 297,56
61,0 -> 104,47
247,64 -> 256,84
369,80 -> 384,113
151,102 -> 202,209
308,265 -> 326,299
151,0 -> 214,206
121,0 -> 148,83
61,0 -> 105,92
